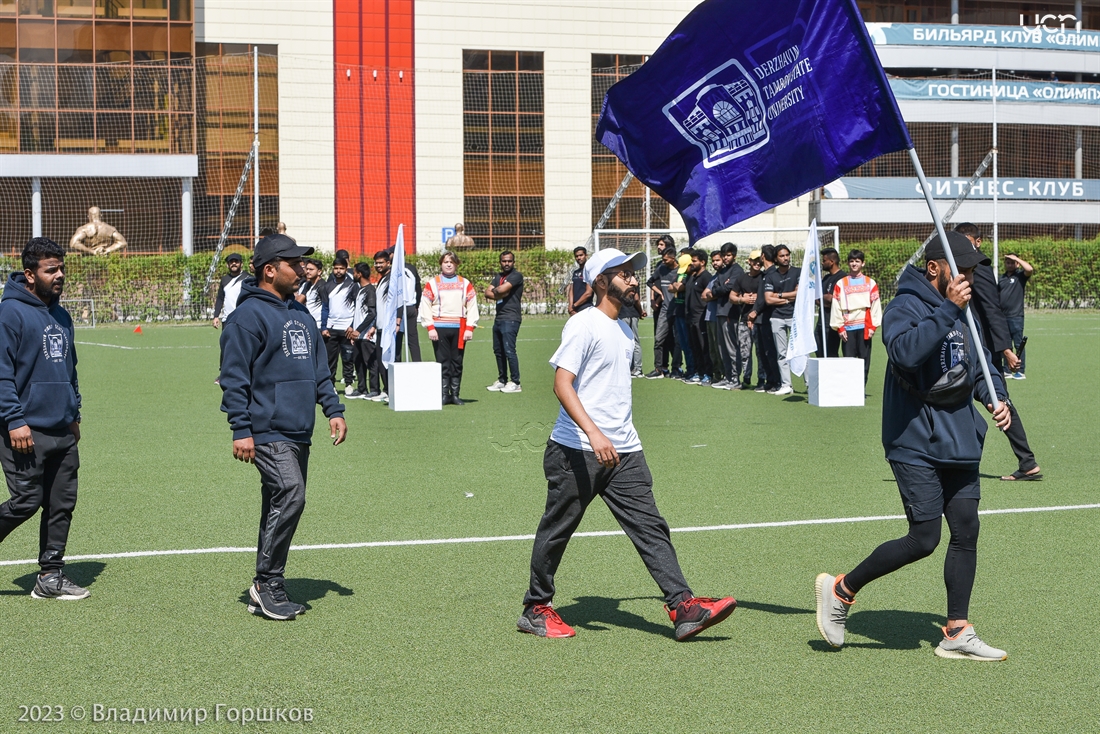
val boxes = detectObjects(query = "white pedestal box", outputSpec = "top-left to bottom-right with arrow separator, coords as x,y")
807,358 -> 865,407
387,362 -> 442,412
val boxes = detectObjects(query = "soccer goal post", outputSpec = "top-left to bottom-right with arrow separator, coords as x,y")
593,226 -> 840,312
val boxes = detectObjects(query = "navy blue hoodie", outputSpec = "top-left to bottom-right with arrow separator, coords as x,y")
219,279 -> 344,445
0,273 -> 81,432
881,265 -> 1007,469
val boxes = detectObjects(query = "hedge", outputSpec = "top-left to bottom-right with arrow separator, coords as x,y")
0,236 -> 1094,323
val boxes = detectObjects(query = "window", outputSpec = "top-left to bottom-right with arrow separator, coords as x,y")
0,0 -> 194,153
194,43 -> 279,250
591,54 -> 669,231
463,49 -> 543,250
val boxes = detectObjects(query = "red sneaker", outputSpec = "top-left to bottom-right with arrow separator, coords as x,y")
517,604 -> 576,638
665,596 -> 737,641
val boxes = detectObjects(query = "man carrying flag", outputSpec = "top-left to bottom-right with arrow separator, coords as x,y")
595,0 -> 1011,660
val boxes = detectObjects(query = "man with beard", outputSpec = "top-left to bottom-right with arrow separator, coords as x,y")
517,249 -> 736,641
684,249 -> 713,385
763,244 -> 800,396
213,252 -> 246,328
0,238 -> 87,600
485,251 -> 524,393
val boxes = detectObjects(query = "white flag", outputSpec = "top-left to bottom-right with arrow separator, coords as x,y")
380,224 -> 407,369
788,219 -> 822,377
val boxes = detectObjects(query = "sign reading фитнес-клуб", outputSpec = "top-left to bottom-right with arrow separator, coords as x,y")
890,79 -> 1100,105
867,22 -> 1100,50
825,178 -> 1100,200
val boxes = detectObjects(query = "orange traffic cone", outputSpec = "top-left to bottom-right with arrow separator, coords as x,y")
133,326 -> 143,334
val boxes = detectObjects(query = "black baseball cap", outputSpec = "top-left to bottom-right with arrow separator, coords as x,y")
924,231 -> 990,269
225,252 -> 243,263
253,234 -> 314,267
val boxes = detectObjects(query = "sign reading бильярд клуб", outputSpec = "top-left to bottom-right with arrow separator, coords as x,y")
867,22 -> 1100,51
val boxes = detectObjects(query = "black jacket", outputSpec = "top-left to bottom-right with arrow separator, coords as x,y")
710,263 -> 744,318
219,280 -> 344,445
881,265 -> 1007,469
970,262 -> 1012,354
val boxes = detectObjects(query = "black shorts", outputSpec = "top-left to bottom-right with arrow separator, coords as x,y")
890,461 -> 980,523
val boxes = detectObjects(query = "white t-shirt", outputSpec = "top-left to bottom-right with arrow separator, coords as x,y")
220,274 -> 246,320
549,307 -> 642,453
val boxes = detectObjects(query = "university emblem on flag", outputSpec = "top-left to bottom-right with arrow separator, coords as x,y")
663,59 -> 769,168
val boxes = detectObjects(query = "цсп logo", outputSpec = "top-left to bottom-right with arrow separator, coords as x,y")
663,59 -> 769,169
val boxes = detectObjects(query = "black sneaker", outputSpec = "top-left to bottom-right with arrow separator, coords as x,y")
248,579 -> 304,620
644,370 -> 665,380
31,571 -> 90,600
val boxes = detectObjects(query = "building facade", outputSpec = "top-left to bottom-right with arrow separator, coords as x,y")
2,0 -> 1098,255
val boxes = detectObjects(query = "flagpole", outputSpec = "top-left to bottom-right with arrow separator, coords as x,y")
907,148 -> 1001,412
814,222 -> 828,358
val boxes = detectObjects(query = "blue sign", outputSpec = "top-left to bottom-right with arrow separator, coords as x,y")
826,177 -> 1100,200
890,78 -> 1100,105
867,22 -> 1100,51
441,227 -> 455,244
595,0 -> 912,243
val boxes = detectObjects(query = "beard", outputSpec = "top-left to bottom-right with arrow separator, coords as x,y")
608,279 -> 637,307
34,278 -> 62,301
935,267 -> 951,295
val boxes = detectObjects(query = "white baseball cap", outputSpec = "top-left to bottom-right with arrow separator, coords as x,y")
583,248 -> 648,286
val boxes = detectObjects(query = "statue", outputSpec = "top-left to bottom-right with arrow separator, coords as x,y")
445,222 -> 475,249
69,206 -> 128,255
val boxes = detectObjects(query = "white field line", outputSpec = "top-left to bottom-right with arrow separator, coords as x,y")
76,342 -> 213,350
1,503 -> 1097,569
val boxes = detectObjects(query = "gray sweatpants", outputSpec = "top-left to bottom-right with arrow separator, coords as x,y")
253,441 -> 310,583
771,317 -> 794,389
524,440 -> 692,606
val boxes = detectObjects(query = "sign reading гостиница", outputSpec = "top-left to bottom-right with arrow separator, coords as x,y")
890,79 -> 1100,105
596,0 -> 911,243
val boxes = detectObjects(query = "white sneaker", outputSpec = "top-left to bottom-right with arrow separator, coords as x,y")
772,386 -> 793,396
934,625 -> 1007,661
501,382 -> 522,393
344,385 -> 356,396
814,573 -> 851,648
369,391 -> 388,402
486,381 -> 506,391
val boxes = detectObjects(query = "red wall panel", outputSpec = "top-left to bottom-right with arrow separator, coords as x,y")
333,0 -> 415,258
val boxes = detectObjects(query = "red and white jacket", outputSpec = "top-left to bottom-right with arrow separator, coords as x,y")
830,275 -> 882,338
418,275 -> 479,340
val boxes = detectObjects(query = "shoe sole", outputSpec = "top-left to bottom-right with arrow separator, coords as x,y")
675,599 -> 737,641
933,646 -> 1006,661
31,589 -> 90,600
814,573 -> 843,648
516,616 -> 574,638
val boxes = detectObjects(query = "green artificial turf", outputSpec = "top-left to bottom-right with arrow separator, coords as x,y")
0,312 -> 1096,732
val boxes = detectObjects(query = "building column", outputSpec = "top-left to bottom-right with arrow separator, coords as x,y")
182,177 -> 193,256
31,177 -> 42,238
951,0 -> 959,24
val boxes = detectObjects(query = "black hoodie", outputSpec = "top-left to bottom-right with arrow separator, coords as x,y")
881,265 -> 1007,469
219,279 -> 344,445
0,273 -> 81,432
